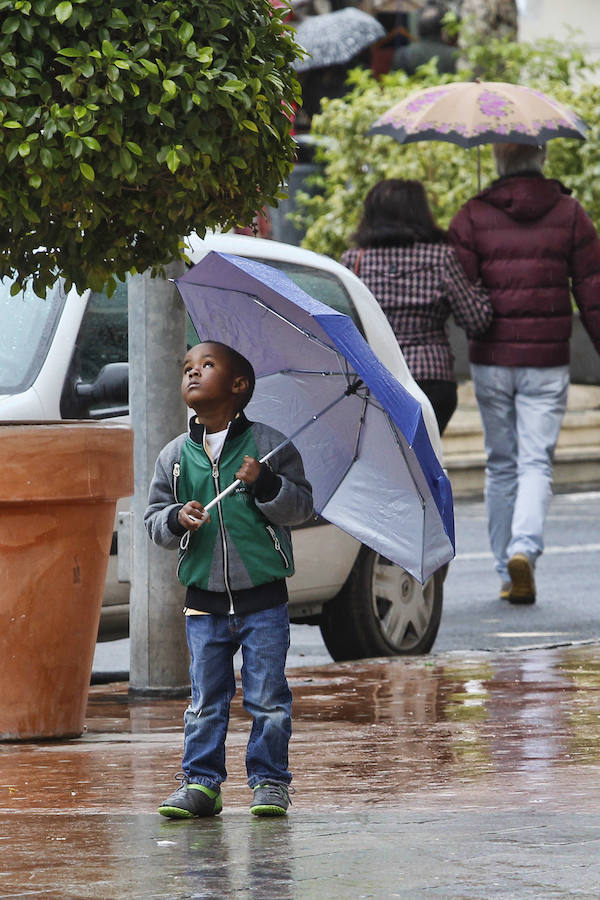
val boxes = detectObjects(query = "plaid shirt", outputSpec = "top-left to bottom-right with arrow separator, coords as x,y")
341,243 -> 492,382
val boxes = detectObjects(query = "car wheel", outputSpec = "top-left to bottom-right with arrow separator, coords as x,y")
319,546 -> 445,662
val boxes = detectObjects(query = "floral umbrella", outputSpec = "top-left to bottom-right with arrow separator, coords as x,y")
369,80 -> 588,188
369,80 -> 588,148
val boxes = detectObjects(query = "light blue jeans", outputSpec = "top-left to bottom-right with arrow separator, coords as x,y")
471,364 -> 570,582
181,604 -> 292,791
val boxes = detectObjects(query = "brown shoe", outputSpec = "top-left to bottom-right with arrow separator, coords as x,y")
499,581 -> 512,600
507,554 -> 536,605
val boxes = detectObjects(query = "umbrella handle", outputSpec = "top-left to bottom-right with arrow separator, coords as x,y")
202,438 -> 292,513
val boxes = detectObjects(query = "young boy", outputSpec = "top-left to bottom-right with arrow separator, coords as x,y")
144,341 -> 313,818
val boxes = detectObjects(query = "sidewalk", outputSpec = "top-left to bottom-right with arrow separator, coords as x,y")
3,644 -> 600,898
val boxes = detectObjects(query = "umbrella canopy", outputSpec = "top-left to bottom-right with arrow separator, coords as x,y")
369,80 -> 588,148
175,251 -> 454,584
294,7 -> 386,73
361,0 -> 424,11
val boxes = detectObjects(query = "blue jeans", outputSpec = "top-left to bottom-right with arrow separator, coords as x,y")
471,364 -> 569,581
181,603 -> 292,791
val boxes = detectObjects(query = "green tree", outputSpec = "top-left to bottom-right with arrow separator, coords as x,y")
292,36 -> 600,262
0,0 -> 302,296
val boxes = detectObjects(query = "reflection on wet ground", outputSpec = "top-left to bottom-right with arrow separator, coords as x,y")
2,645 -> 600,897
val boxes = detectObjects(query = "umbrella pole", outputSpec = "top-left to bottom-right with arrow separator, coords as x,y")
202,391 -> 350,513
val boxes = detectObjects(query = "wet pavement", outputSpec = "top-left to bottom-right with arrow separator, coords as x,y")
3,645 -> 600,898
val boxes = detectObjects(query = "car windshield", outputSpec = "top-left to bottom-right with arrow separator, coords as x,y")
248,258 -> 362,330
0,277 -> 66,394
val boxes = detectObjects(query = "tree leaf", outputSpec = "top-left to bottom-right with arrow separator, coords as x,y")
140,58 -> 159,75
101,39 -> 115,58
166,148 -> 180,173
55,1 -> 73,24
0,78 -> 16,97
178,21 -> 193,44
1,17 -> 20,34
108,82 -> 124,102
219,79 -> 246,93
125,140 -> 142,156
80,162 -> 95,181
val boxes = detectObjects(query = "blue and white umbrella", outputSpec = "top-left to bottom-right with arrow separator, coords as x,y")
175,252 -> 454,583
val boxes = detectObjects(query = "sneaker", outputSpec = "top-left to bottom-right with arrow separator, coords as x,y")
507,553 -> 536,605
158,774 -> 222,819
499,581 -> 512,600
250,782 -> 291,817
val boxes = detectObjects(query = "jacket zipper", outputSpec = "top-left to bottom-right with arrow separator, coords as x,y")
266,525 -> 289,568
173,461 -> 188,578
212,461 -> 234,614
173,462 -> 180,502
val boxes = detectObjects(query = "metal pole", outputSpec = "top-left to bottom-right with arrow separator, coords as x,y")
128,263 -> 190,696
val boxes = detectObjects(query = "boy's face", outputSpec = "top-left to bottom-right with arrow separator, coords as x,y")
181,343 -> 246,417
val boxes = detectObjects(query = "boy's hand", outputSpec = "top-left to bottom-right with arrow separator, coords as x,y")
178,501 -> 209,531
236,455 -> 262,485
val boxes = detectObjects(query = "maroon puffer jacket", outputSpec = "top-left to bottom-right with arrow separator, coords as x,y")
449,173 -> 600,367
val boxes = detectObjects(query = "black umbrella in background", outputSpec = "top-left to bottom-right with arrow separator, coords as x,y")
294,7 -> 386,72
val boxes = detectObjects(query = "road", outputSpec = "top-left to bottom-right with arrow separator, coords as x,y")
288,489 -> 600,662
93,491 -> 600,676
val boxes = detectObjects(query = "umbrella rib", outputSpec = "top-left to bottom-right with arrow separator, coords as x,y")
245,291 -> 338,355
352,394 -> 368,462
279,369 -> 348,377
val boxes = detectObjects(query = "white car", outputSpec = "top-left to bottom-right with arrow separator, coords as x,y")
0,235 -> 448,661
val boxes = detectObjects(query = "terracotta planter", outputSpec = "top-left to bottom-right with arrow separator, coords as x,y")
0,422 -> 133,740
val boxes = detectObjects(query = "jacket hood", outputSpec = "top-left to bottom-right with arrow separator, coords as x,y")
477,173 -> 571,222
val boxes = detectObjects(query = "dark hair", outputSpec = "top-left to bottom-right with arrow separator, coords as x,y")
201,340 -> 256,410
352,179 -> 447,248
418,3 -> 445,39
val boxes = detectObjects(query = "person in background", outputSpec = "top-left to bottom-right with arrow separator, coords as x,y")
449,142 -> 600,605
341,178 -> 492,435
392,2 -> 456,75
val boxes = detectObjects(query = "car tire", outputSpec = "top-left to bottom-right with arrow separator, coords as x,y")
319,546 -> 445,662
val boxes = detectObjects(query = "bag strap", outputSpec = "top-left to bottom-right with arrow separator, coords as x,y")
353,247 -> 364,276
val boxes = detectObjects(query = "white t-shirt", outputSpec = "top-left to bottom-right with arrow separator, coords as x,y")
204,426 -> 228,462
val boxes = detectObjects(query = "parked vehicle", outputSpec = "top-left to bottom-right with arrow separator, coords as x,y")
0,235 -> 448,661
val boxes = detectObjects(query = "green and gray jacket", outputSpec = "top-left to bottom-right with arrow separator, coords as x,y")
144,413 -> 313,615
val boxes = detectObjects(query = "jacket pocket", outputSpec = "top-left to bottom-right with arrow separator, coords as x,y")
265,524 -> 290,568
176,529 -> 190,579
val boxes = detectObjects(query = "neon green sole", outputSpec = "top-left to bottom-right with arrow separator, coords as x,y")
158,801 -> 222,819
158,805 -> 195,819
250,804 -> 287,817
